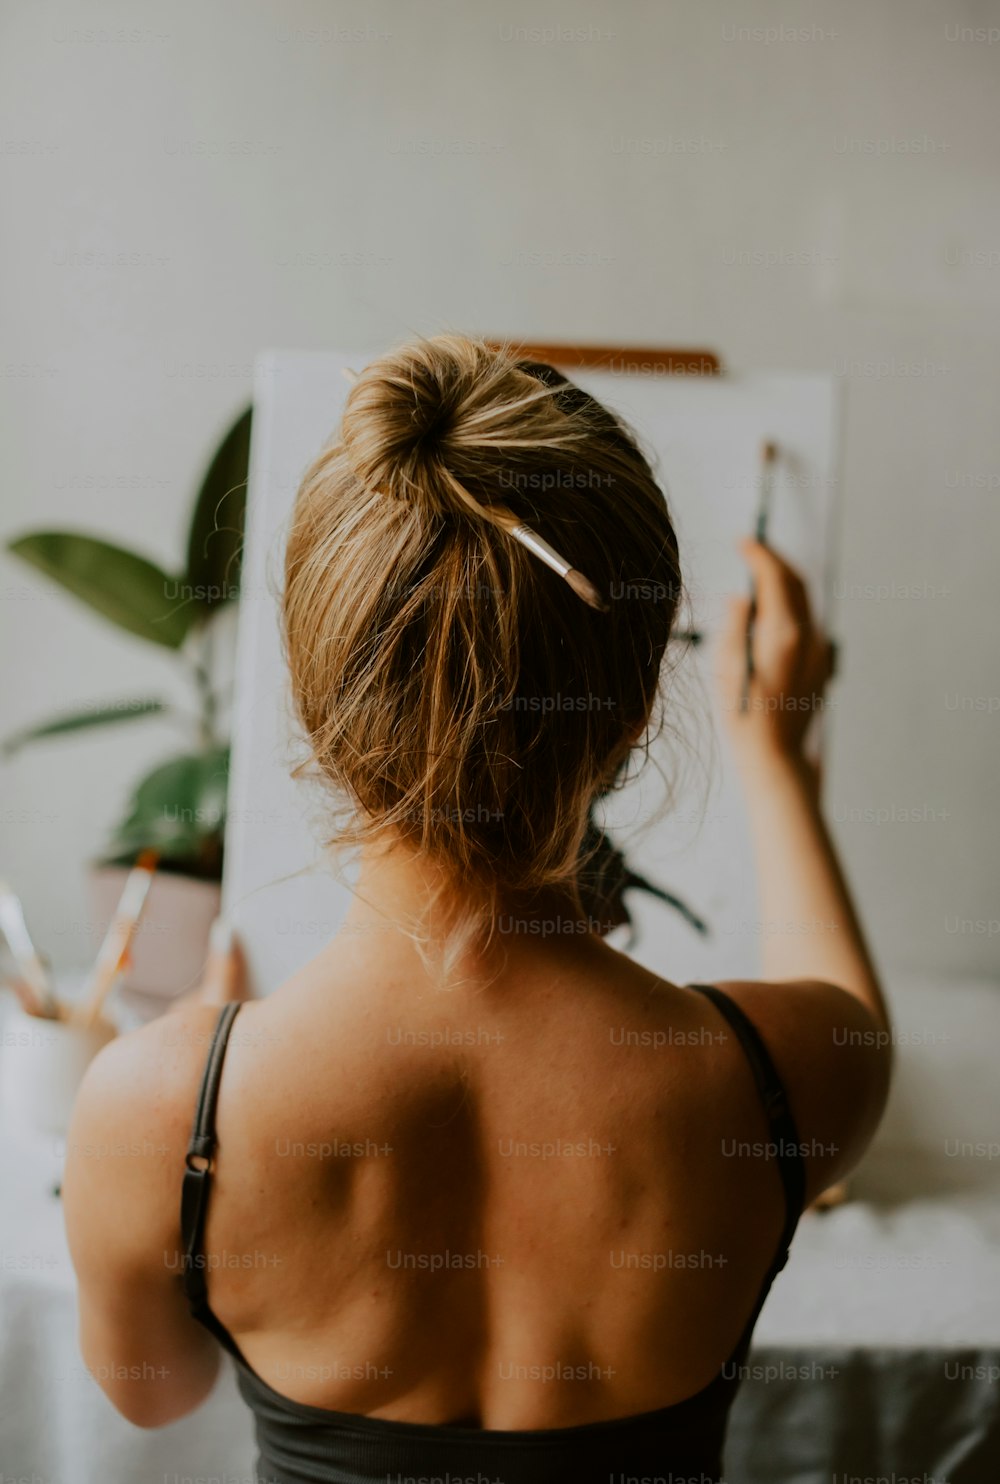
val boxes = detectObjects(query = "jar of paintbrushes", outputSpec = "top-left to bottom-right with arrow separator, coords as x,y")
0,854 -> 157,1135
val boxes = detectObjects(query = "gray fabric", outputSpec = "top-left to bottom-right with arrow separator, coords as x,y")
725,1347 -> 1000,1482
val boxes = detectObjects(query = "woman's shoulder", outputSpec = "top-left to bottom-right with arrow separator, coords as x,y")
62,1001 -> 234,1293
72,1001 -> 224,1130
706,979 -> 892,1203
67,1002 -> 235,1178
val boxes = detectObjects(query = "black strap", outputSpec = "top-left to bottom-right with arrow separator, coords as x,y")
180,1002 -> 243,1346
690,983 -> 806,1274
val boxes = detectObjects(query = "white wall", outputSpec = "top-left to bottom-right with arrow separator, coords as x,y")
1,0 -> 998,981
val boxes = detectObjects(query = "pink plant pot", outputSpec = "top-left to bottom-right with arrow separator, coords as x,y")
87,866 -> 221,1020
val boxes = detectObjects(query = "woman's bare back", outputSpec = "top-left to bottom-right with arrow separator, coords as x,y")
174,926 -> 872,1429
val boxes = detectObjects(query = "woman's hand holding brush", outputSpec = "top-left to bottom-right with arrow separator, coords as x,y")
719,538 -> 835,776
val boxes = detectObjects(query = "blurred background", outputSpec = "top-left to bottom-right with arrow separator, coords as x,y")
1,0 -> 998,988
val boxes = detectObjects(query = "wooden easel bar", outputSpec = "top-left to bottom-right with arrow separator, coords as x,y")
486,341 -> 722,377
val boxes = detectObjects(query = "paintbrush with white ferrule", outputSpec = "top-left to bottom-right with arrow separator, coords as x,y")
500,512 -> 609,613
72,850 -> 159,1030
0,880 -> 59,1017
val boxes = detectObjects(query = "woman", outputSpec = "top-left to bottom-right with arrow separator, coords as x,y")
64,336 -> 891,1483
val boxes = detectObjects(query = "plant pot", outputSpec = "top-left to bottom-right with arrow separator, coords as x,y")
86,866 -> 221,1021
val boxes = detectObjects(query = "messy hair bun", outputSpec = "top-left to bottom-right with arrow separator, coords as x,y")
340,337 -> 512,514
283,334 -> 681,966
340,337 -> 613,612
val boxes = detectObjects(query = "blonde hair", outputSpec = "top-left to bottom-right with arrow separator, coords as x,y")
283,335 -> 682,966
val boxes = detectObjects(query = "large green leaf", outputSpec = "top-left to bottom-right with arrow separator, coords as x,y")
107,745 -> 229,870
2,698 -> 169,758
184,406 -> 252,614
8,532 -> 192,649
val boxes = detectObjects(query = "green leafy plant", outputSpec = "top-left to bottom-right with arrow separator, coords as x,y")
3,408 -> 252,881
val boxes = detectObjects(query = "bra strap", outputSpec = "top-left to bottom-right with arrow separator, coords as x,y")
691,983 -> 806,1271
180,1001 -> 243,1341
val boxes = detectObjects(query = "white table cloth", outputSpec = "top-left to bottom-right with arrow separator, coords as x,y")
0,1122 -> 255,1483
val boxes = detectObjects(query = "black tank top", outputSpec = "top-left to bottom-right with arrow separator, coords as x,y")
180,985 -> 806,1484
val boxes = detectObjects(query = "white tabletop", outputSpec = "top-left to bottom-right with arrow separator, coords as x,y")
0,1065 -> 254,1484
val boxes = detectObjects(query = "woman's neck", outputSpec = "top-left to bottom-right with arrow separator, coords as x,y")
338,837 -> 604,980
